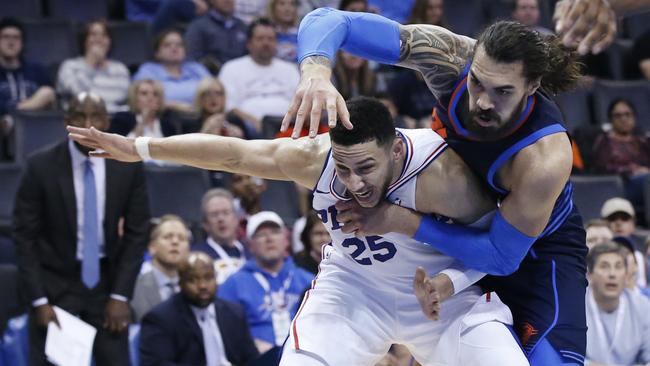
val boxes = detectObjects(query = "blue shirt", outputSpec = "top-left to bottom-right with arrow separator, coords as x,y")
218,257 -> 313,344
133,61 -> 210,104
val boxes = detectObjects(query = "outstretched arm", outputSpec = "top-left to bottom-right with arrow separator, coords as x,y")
282,8 -> 475,138
67,127 -> 329,189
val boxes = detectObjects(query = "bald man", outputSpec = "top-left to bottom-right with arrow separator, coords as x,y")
139,252 -> 259,366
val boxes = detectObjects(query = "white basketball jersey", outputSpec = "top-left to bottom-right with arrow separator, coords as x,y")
312,128 -> 453,291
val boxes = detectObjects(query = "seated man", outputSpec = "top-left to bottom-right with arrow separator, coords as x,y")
131,215 -> 191,322
218,211 -> 314,354
139,252 -> 259,366
586,241 -> 650,365
193,188 -> 247,284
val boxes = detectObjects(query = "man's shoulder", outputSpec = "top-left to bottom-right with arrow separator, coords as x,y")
215,297 -> 246,318
26,141 -> 67,168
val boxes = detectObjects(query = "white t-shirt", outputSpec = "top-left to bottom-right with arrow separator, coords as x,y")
219,56 -> 299,121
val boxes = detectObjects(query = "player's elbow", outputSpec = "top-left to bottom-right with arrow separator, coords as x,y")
483,256 -> 521,276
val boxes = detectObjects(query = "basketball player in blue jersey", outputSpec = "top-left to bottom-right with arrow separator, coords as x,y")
67,97 -> 530,365
282,9 -> 588,366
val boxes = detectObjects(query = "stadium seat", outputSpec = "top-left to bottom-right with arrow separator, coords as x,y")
570,175 -> 625,221
603,39 -> 634,80
591,80 -> 650,131
11,110 -> 66,163
623,11 -> 650,39
260,180 -> 301,228
554,85 -> 593,133
0,0 -> 43,18
107,22 -> 151,68
22,20 -> 77,68
0,164 -> 23,228
261,116 -> 284,139
0,265 -> 23,338
144,165 -> 211,224
47,0 -> 109,22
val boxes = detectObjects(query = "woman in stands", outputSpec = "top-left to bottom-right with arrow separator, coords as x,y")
133,28 -> 210,111
268,0 -> 300,63
57,20 -> 130,113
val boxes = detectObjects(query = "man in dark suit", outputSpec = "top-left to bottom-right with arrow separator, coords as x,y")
13,92 -> 150,365
139,251 -> 259,366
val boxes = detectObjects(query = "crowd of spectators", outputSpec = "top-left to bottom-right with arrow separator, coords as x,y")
1,0 -> 650,365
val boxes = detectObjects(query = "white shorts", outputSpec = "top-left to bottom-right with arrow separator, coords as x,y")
281,248 -> 528,366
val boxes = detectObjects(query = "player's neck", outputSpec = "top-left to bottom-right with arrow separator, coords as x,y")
594,292 -> 621,313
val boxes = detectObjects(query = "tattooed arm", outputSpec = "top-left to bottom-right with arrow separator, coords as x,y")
397,24 -> 476,99
281,8 -> 475,136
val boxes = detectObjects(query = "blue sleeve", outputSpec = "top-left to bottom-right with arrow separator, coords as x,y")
413,210 -> 538,276
132,63 -> 156,81
297,7 -> 401,65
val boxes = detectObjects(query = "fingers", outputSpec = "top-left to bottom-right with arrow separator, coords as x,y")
335,200 -> 357,211
66,125 -> 92,136
563,0 -> 596,47
309,94 -> 323,138
336,95 -> 353,130
326,96 -> 337,128
553,1 -> 571,33
89,151 -> 113,159
591,21 -> 616,54
280,98 -> 298,132
414,267 -> 427,289
340,221 -> 359,234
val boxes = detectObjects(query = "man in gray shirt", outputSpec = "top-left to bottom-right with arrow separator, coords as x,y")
184,0 -> 248,69
131,215 -> 190,322
586,241 -> 650,365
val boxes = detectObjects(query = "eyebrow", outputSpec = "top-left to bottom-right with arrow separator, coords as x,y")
469,71 -> 515,91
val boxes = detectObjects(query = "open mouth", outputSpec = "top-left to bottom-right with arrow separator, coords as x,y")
475,115 -> 496,127
605,283 -> 619,291
353,189 -> 372,199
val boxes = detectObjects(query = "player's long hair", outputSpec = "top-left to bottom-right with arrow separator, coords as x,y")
476,21 -> 582,95
329,96 -> 396,148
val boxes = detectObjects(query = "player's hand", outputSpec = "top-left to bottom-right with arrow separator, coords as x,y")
553,0 -> 617,55
413,267 -> 441,321
280,59 -> 352,139
104,298 -> 131,333
335,200 -> 401,236
67,126 -> 141,162
35,304 -> 60,329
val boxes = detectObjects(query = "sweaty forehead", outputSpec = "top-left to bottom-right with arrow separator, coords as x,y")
331,141 -> 382,165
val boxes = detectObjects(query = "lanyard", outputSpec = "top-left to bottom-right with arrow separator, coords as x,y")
587,288 -> 626,363
207,238 -> 245,268
252,269 -> 294,310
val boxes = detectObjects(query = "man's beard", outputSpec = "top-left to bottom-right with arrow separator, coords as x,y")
465,96 -> 527,140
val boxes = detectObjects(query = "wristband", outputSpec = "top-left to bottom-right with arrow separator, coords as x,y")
134,136 -> 152,160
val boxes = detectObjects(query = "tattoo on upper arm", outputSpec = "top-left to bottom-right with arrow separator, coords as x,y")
398,25 -> 476,99
300,55 -> 332,71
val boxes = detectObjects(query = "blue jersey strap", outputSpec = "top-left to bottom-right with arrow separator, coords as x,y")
413,210 -> 537,276
297,8 -> 401,65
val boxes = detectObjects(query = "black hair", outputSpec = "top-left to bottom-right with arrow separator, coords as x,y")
476,21 -> 582,95
339,0 -> 367,11
607,98 -> 636,119
247,17 -> 275,41
0,17 -> 24,38
153,28 -> 184,55
300,211 -> 324,251
329,96 -> 396,148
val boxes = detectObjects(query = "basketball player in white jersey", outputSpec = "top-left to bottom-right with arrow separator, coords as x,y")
67,97 -> 529,366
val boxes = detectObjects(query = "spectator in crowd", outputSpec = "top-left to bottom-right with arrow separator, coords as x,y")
184,0 -> 248,70
339,0 -> 367,11
407,0 -> 446,27
190,77 -> 251,138
193,189 -> 248,284
593,99 -> 650,211
219,211 -> 313,354
293,211 -> 331,274
585,219 -> 614,250
219,18 -> 299,132
13,92 -> 150,366
110,79 -> 180,139
511,0 -> 553,35
601,197 -> 647,287
333,50 -> 377,101
388,69 -> 436,123
140,252 -> 259,365
236,0 -> 270,24
134,29 -> 211,110
126,0 -> 210,35
614,236 -> 649,293
231,173 -> 267,219
267,0 -> 299,63
57,21 -> 130,113
585,242 -> 650,366
131,215 -> 190,322
0,18 -> 56,124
